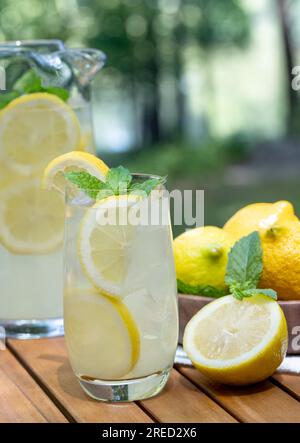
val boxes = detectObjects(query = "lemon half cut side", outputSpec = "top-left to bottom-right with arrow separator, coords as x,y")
183,294 -> 288,385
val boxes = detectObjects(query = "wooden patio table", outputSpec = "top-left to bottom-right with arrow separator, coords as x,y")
1,337 -> 300,423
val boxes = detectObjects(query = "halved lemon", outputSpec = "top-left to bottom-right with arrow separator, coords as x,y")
0,180 -> 65,254
78,195 -> 141,298
183,294 -> 288,385
43,151 -> 109,192
0,93 -> 80,175
64,287 -> 140,379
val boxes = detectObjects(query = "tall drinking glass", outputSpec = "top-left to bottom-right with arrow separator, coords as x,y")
64,175 -> 178,401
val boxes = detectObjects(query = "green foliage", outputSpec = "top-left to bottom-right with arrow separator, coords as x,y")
0,0 -> 251,145
124,136 -> 250,180
194,0 -> 250,49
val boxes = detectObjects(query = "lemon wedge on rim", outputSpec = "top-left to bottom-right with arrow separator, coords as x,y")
43,151 -> 109,192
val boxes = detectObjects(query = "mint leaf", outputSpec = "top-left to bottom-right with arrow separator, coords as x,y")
14,69 -> 42,93
177,279 -> 227,298
243,288 -> 277,300
225,231 -> 262,289
12,69 -> 69,103
0,70 -> 70,110
64,166 -> 165,202
0,91 -> 21,110
43,86 -> 69,101
106,166 -> 132,194
96,188 -> 115,200
130,177 -> 166,196
64,171 -> 106,199
225,231 -> 276,301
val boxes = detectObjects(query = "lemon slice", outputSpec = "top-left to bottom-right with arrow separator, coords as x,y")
0,93 -> 80,175
0,180 -> 64,254
183,294 -> 288,385
64,287 -> 140,379
43,151 -> 109,192
78,195 -> 141,298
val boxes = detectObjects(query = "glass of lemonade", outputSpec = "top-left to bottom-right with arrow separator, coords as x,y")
0,40 -> 105,338
64,175 -> 178,401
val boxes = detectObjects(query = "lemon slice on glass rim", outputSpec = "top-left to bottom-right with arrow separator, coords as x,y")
43,151 -> 109,193
183,294 -> 288,385
0,92 -> 81,175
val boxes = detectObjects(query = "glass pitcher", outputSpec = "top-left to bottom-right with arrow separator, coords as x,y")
0,40 -> 106,338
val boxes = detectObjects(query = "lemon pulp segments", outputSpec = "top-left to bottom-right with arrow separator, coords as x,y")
0,180 -> 64,254
78,195 -> 141,298
183,294 -> 288,385
0,93 -> 80,175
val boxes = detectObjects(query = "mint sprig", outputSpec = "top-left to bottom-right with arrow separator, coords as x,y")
0,69 -> 69,109
225,231 -> 277,301
177,279 -> 227,298
65,166 -> 164,200
64,171 -> 107,199
0,91 -> 21,110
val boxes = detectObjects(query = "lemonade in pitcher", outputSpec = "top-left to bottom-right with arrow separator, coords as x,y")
0,40 -> 105,337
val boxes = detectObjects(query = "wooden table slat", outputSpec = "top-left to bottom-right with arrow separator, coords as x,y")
0,349 -> 67,423
7,336 -> 300,423
8,338 -> 153,424
0,365 -> 48,423
272,372 -> 300,401
178,366 -> 300,423
139,369 -> 237,423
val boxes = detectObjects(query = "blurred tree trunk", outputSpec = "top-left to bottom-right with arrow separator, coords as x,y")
141,19 -> 160,146
277,0 -> 298,133
141,70 -> 160,146
174,27 -> 185,137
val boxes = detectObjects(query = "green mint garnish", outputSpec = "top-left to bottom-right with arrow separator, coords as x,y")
225,231 -> 277,301
41,86 -> 69,101
64,166 -> 164,201
0,91 -> 21,110
14,69 -> 42,94
130,177 -> 166,196
64,171 -> 107,200
226,231 -> 262,288
177,279 -> 227,298
0,69 -> 69,108
106,166 -> 132,195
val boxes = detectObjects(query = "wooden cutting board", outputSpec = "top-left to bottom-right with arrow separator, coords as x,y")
178,294 -> 300,355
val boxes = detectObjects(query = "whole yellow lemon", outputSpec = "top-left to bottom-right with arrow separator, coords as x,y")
224,200 -> 298,240
224,201 -> 300,300
259,220 -> 300,300
174,226 -> 235,292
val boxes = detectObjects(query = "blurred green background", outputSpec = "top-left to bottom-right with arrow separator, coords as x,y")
1,0 -> 300,235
